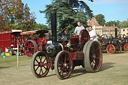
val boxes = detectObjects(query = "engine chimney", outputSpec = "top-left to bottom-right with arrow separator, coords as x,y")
115,28 -> 117,38
51,10 -> 57,44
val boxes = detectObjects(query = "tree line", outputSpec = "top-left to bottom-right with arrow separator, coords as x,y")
95,14 -> 128,28
0,0 -> 127,32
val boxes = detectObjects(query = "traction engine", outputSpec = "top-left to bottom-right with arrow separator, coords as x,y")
31,10 -> 103,79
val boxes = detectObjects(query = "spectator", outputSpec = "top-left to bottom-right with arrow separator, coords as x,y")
88,26 -> 98,41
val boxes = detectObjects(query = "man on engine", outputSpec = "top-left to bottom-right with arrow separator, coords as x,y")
73,21 -> 85,35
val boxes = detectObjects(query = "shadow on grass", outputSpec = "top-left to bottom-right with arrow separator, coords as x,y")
44,67 -> 86,79
46,74 -> 56,77
115,51 -> 125,54
100,62 -> 114,71
0,67 -> 9,69
71,67 -> 86,78
71,62 -> 115,78
40,63 -> 115,79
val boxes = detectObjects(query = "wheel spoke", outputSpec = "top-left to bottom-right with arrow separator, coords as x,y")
91,60 -> 96,68
42,57 -> 46,63
39,67 -> 43,75
64,55 -> 67,63
39,56 -> 43,62
35,66 -> 39,71
94,47 -> 100,53
65,67 -> 69,74
59,57 -> 64,64
35,58 -> 39,63
28,42 -> 31,47
95,57 -> 102,60
34,64 -> 38,66
43,66 -> 47,70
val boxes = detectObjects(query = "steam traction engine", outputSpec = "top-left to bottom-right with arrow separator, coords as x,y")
118,34 -> 128,52
105,28 -> 122,54
20,30 -> 49,57
99,29 -> 122,54
31,11 -> 103,79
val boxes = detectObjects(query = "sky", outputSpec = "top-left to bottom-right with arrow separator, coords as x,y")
22,0 -> 128,25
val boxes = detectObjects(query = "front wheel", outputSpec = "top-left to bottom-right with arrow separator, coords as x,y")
31,51 -> 50,78
55,51 -> 73,79
124,43 -> 128,52
106,44 -> 115,54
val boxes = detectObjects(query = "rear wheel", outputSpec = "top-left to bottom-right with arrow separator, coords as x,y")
25,40 -> 38,57
79,29 -> 90,47
106,44 -> 115,54
55,51 -> 73,79
31,51 -> 50,78
83,41 -> 103,72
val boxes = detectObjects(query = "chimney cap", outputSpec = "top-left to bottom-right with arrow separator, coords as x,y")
50,10 -> 56,13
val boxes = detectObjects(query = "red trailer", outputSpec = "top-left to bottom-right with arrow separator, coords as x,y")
0,30 -> 25,54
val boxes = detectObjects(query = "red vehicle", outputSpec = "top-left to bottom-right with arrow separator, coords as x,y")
0,30 -> 25,54
98,29 -> 122,54
118,34 -> 128,52
20,30 -> 49,57
31,11 -> 103,79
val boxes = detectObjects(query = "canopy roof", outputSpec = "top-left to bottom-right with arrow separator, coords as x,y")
20,30 -> 49,35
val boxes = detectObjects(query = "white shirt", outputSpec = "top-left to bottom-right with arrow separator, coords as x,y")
89,30 -> 98,41
74,25 -> 85,35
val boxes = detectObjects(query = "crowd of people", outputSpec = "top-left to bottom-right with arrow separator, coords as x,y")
73,21 -> 98,41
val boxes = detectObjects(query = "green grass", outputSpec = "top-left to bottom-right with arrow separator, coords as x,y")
0,51 -> 127,67
0,55 -> 31,67
0,52 -> 128,85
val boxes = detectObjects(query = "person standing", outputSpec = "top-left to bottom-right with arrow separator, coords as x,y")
88,26 -> 98,41
73,21 -> 85,35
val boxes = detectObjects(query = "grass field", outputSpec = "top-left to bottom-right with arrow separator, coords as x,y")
0,55 -> 31,67
0,52 -> 128,85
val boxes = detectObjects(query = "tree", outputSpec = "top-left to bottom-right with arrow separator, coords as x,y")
22,4 -> 36,31
95,14 -> 105,26
0,0 -> 36,31
67,0 -> 93,18
105,20 -> 120,27
119,21 -> 128,28
34,23 -> 48,30
0,0 -> 10,30
41,0 -> 93,33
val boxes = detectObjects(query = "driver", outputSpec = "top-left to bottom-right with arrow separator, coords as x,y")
73,21 -> 85,35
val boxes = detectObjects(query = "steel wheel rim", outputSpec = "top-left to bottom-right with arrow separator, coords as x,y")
124,43 -> 128,52
106,44 -> 115,54
79,29 -> 90,46
32,51 -> 49,77
90,42 -> 102,71
25,40 -> 37,57
55,51 -> 73,79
